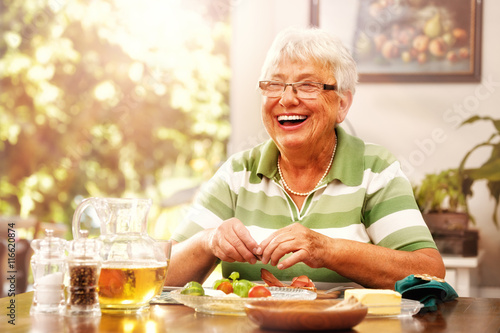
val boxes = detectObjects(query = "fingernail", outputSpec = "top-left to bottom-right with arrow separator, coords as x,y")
277,263 -> 284,270
255,247 -> 262,255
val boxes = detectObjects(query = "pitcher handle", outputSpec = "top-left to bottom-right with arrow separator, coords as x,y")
71,198 -> 93,239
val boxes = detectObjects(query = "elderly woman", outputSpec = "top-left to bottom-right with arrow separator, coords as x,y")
165,27 -> 445,289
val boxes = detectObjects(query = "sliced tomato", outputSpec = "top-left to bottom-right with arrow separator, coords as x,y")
248,285 -> 272,298
216,281 -> 234,294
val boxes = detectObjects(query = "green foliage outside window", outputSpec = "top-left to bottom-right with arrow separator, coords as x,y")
0,0 -> 232,239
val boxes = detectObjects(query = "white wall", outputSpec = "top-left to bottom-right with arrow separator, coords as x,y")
229,0 -> 312,154
229,0 -> 500,294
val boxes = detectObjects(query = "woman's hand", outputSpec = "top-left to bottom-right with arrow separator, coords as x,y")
207,218 -> 260,264
256,223 -> 446,289
257,223 -> 330,270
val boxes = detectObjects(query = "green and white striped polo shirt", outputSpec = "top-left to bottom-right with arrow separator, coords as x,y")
172,126 -> 437,283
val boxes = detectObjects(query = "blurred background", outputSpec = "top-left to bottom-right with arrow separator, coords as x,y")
0,0 -> 232,241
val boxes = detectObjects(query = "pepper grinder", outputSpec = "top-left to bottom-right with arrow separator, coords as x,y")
30,229 -> 67,315
65,230 -> 102,317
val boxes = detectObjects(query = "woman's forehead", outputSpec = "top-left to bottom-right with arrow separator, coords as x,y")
269,56 -> 333,79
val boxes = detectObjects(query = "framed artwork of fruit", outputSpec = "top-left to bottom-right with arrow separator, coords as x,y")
311,0 -> 482,83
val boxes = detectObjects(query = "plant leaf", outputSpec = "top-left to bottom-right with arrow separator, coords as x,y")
466,159 -> 500,182
494,120 -> 500,133
460,115 -> 483,126
487,181 -> 500,228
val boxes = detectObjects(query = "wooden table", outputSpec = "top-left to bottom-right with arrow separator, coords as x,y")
2,292 -> 500,333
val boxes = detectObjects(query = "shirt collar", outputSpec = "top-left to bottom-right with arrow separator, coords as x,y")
256,126 -> 365,186
327,126 -> 365,186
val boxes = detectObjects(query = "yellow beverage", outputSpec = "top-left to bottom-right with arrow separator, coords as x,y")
98,264 -> 167,312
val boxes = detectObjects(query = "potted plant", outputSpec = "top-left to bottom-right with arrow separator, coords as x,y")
413,168 -> 469,232
412,115 -> 500,256
413,169 -> 479,257
458,115 -> 500,229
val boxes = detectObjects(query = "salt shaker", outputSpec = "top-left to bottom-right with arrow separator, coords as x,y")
65,230 -> 102,317
30,229 -> 67,315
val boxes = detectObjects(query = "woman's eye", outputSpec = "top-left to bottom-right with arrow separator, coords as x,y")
268,83 -> 283,89
298,83 -> 317,90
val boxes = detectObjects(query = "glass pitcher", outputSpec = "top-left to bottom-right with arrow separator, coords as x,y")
72,198 -> 170,313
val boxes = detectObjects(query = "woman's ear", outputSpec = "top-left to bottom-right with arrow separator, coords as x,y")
336,91 -> 353,124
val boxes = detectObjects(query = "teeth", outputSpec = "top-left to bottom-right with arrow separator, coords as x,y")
277,115 -> 307,122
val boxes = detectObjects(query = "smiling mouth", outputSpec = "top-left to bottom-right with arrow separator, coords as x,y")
277,115 -> 307,125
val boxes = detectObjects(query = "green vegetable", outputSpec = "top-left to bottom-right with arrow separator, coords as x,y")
181,281 -> 205,296
228,271 -> 240,281
232,279 -> 255,297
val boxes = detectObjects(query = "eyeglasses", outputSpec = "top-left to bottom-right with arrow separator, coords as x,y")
258,80 -> 336,99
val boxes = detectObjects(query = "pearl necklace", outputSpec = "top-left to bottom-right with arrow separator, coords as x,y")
277,138 -> 337,197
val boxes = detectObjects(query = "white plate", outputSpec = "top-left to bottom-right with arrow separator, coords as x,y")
170,287 -> 317,316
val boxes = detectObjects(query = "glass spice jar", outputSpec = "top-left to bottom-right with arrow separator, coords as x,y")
65,230 -> 102,317
30,229 -> 67,315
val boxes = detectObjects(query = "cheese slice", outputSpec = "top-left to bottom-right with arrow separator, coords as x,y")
344,289 -> 402,315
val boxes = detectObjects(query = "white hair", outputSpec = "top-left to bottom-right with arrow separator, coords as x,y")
259,27 -> 358,96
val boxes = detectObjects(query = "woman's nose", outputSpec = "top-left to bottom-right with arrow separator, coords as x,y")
279,85 -> 299,107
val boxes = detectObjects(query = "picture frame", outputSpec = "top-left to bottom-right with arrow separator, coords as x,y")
310,0 -> 482,83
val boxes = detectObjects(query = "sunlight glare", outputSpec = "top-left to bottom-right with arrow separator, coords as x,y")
94,81 -> 116,101
109,0 -> 209,62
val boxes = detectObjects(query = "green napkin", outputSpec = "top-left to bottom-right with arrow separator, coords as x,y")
395,274 -> 458,312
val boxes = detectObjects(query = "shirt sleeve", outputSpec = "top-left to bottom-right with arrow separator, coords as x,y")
363,160 -> 438,251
